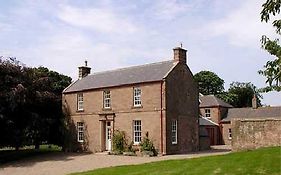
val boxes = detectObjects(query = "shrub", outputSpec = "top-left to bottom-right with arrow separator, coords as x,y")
125,141 -> 134,152
112,130 -> 126,153
140,132 -> 157,156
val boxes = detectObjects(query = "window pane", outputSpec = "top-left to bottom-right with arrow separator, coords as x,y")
133,120 -> 141,143
103,91 -> 111,108
77,94 -> 84,110
133,88 -> 141,106
172,120 -> 177,144
77,122 -> 84,142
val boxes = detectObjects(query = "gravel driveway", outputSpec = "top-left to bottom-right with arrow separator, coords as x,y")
0,147 -> 231,175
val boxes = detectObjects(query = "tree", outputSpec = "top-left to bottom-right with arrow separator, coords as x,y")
259,0 -> 281,91
194,71 -> 224,95
217,82 -> 262,108
0,57 -> 72,149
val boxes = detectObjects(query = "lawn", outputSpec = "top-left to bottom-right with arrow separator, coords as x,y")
71,147 -> 281,175
0,144 -> 62,164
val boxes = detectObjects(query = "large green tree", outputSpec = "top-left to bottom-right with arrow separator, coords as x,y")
217,82 -> 262,108
0,57 -> 71,149
259,0 -> 281,91
194,71 -> 224,95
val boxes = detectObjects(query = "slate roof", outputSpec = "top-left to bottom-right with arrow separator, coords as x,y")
64,60 -> 177,93
199,95 -> 233,108
199,117 -> 219,126
221,106 -> 281,122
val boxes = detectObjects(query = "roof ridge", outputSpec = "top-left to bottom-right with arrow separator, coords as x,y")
229,106 -> 281,110
89,59 -> 174,76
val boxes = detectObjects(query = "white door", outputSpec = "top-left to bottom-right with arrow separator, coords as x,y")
105,121 -> 112,151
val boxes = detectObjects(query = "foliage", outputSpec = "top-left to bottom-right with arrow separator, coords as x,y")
139,132 -> 157,156
125,141 -> 134,153
259,0 -> 281,92
194,71 -> 224,95
217,82 -> 262,108
112,130 -> 126,154
0,144 -> 61,164
71,147 -> 281,175
0,57 -> 71,149
216,92 -> 238,107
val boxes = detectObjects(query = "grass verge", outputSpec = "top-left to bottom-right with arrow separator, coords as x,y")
71,147 -> 281,175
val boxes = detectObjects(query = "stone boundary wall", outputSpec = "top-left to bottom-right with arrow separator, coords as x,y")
232,118 -> 281,151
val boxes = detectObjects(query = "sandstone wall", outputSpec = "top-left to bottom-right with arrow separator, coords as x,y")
232,119 -> 281,151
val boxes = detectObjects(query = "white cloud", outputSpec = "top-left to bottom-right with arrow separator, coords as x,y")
58,5 -> 138,34
204,0 -> 279,48
149,0 -> 190,20
0,0 -> 280,105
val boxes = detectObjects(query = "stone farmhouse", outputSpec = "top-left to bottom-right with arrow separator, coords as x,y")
62,47 -> 199,155
200,95 -> 281,150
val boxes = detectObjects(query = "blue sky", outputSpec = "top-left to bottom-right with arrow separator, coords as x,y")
0,0 -> 280,105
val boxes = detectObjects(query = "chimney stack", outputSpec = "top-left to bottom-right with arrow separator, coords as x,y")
78,60 -> 91,79
252,94 -> 258,109
173,46 -> 187,64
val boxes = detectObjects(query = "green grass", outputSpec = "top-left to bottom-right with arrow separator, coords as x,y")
0,144 -> 62,164
71,147 -> 281,175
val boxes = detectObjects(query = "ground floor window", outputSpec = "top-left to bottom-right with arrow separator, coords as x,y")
172,120 -> 177,144
228,128 -> 232,139
133,120 -> 141,144
77,122 -> 84,142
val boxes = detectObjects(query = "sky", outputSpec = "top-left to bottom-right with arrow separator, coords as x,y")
0,0 -> 280,106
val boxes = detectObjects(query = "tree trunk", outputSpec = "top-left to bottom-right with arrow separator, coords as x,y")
35,143 -> 40,150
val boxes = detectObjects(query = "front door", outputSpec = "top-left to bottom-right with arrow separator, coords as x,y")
105,121 -> 112,151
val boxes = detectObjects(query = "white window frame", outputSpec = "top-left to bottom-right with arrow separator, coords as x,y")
171,120 -> 178,144
133,87 -> 141,107
228,128 -> 232,139
77,93 -> 84,111
77,122 -> 84,143
103,90 -> 111,109
133,120 -> 142,144
205,109 -> 211,118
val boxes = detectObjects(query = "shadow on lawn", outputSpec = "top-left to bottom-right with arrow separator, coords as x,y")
0,150 -> 92,168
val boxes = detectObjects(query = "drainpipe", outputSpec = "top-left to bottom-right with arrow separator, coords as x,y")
160,80 -> 163,155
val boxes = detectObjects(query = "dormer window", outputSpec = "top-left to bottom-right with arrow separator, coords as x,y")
103,90 -> 111,109
77,93 -> 84,111
205,109 -> 211,118
133,87 -> 141,107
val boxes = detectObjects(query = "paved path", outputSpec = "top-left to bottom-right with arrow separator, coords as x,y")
0,148 -> 231,175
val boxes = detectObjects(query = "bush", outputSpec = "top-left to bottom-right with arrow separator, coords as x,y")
140,132 -> 157,156
125,141 -> 134,152
112,130 -> 126,153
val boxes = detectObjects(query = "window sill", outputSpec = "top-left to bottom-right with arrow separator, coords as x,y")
172,142 -> 177,145
77,109 -> 84,112
132,105 -> 143,109
133,142 -> 140,146
78,141 -> 84,143
102,108 -> 112,111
